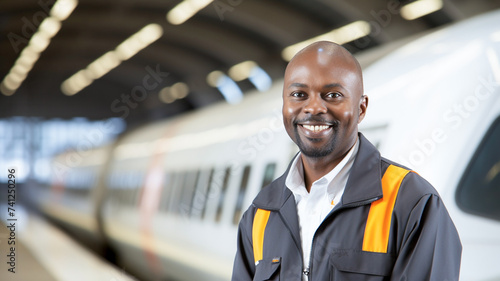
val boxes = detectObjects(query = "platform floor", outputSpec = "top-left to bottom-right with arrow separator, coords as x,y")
0,206 -> 136,281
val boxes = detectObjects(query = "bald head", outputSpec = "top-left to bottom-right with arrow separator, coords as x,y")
285,41 -> 364,96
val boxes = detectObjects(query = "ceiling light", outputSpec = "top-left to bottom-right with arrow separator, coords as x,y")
228,61 -> 258,81
8,72 -> 28,85
217,75 -> 243,104
39,17 -> 62,37
136,24 -> 164,44
115,24 -> 163,60
14,51 -> 39,71
61,70 -> 92,96
19,47 -> 41,64
248,67 -> 272,92
2,75 -> 22,91
60,80 -> 76,96
281,21 -> 371,61
158,82 -> 189,104
11,64 -> 32,77
167,0 -> 214,25
170,82 -> 189,99
85,51 -> 121,80
206,70 -> 243,103
400,0 -> 443,21
206,70 -> 225,87
228,61 -> 273,91
0,0 -> 77,96
50,0 -> 78,21
159,87 -> 176,104
28,32 -> 51,53
0,83 -> 15,96
61,23 -> 163,96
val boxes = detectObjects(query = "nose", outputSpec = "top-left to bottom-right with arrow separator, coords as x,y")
303,94 -> 327,115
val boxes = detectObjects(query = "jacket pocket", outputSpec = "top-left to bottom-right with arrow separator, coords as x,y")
329,249 -> 395,280
253,257 -> 281,281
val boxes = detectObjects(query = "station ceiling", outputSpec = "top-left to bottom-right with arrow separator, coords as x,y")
1,0 -> 500,128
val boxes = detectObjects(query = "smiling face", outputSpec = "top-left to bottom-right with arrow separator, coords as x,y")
282,42 -> 367,160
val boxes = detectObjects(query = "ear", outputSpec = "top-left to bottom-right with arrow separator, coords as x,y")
357,95 -> 368,124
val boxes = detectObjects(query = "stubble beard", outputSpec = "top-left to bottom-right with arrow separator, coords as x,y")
293,123 -> 339,158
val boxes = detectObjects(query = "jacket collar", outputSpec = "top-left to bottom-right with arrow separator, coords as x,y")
341,133 -> 383,206
252,133 -> 383,210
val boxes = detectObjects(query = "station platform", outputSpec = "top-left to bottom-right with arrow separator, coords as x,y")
0,205 -> 137,281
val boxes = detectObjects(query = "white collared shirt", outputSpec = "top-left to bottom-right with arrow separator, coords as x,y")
285,139 -> 359,280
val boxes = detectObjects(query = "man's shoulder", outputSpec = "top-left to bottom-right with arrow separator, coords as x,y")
380,157 -> 440,199
251,172 -> 289,210
380,157 -> 412,172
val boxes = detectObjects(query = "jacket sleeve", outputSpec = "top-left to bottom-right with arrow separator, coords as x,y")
391,192 -> 462,281
232,209 -> 256,281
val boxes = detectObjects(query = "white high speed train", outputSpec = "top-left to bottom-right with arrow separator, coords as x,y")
37,9 -> 500,281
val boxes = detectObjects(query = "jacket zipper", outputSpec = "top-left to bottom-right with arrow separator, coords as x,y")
306,196 -> 381,280
306,239 -> 314,281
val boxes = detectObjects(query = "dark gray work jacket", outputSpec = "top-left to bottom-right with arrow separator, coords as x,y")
232,134 -> 462,281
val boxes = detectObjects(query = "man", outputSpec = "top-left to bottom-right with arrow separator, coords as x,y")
232,41 -> 461,281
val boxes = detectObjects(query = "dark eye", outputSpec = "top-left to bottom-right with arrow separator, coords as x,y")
325,92 -> 342,99
291,92 -> 306,98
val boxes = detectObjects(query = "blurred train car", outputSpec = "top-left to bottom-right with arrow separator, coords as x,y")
35,9 -> 500,281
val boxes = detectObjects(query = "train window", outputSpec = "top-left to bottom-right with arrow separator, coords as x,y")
189,169 -> 208,218
159,172 -> 174,211
215,167 -> 231,222
106,173 -> 115,189
200,169 -> 215,220
233,165 -> 251,225
132,185 -> 140,206
169,171 -> 186,214
124,189 -> 134,206
123,172 -> 133,205
128,179 -> 138,206
179,170 -> 200,217
456,116 -> 500,221
261,163 -> 277,188
132,172 -> 144,206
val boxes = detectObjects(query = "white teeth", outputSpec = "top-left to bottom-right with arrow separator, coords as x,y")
302,125 -> 330,132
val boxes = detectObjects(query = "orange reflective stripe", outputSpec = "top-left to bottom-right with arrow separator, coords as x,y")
252,209 -> 271,264
363,165 -> 410,253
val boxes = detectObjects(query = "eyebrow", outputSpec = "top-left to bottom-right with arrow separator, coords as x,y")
323,83 -> 343,89
288,82 -> 345,90
288,82 -> 308,89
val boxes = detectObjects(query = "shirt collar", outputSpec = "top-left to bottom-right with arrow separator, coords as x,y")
285,138 -> 359,199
